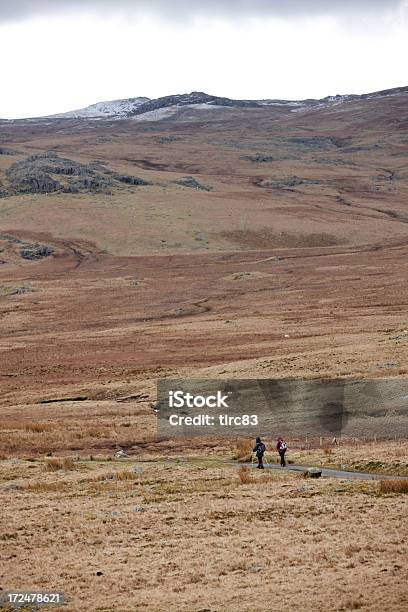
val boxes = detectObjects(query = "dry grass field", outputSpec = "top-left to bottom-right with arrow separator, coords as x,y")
1,92 -> 408,610
1,447 -> 407,611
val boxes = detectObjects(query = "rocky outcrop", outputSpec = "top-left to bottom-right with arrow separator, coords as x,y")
241,154 -> 274,163
20,243 -> 53,260
4,152 -> 149,195
174,176 -> 212,191
0,147 -> 18,155
63,175 -> 113,193
112,174 -> 149,186
6,153 -> 63,193
9,170 -> 61,194
0,234 -> 54,262
253,175 -> 321,189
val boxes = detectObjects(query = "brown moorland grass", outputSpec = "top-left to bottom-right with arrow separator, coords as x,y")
287,439 -> 408,476
0,456 -> 407,611
24,422 -> 54,433
0,94 -> 408,610
379,479 -> 408,494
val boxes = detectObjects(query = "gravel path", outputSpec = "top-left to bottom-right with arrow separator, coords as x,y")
247,462 -> 408,480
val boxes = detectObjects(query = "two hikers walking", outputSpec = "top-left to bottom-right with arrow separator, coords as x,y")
253,436 -> 287,468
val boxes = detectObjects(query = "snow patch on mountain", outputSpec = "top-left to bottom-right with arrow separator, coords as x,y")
132,107 -> 180,122
131,103 -> 231,121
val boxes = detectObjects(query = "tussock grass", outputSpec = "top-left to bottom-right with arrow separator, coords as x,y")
234,439 -> 253,462
344,544 -> 361,557
96,470 -> 135,481
44,457 -> 76,472
22,481 -> 67,493
238,466 -> 253,484
379,479 -> 408,494
343,599 -> 364,610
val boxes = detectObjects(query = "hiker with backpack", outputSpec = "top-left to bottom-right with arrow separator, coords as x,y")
253,436 -> 266,469
276,437 -> 287,467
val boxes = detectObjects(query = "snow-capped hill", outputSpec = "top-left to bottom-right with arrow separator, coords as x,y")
33,85 -> 408,122
51,92 -> 255,120
51,97 -> 150,119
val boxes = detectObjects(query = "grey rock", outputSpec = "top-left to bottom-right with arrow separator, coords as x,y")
63,175 -> 113,193
20,244 -> 53,260
0,285 -> 35,296
303,468 -> 322,478
175,176 -> 212,191
0,147 -> 18,155
4,483 -> 22,490
10,170 -> 60,193
255,175 -> 321,189
241,154 -> 274,163
113,174 -> 149,186
154,135 -> 182,143
4,152 -> 135,196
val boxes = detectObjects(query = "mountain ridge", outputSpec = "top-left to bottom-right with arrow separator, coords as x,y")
3,85 -> 408,121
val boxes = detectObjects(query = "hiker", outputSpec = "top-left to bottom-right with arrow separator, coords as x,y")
253,436 -> 266,469
276,437 -> 287,467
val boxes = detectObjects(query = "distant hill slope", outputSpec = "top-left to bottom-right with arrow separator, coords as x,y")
41,86 -> 408,121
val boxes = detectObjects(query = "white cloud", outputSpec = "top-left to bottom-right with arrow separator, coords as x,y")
0,1 -> 405,23
0,8 -> 406,118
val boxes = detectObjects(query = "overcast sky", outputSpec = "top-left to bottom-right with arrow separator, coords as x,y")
0,0 -> 407,118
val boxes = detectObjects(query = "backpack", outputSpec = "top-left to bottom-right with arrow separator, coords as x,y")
280,441 -> 287,451
256,442 -> 266,456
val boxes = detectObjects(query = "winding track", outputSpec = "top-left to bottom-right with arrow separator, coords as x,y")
245,462 -> 408,480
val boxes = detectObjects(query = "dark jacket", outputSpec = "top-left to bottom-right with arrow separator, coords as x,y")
253,438 -> 266,456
